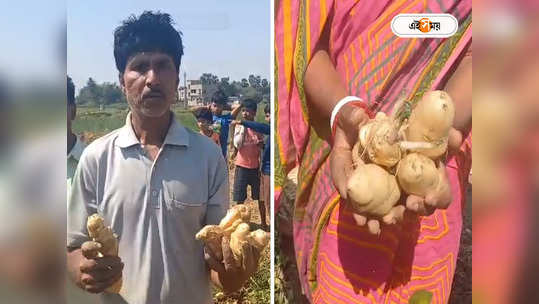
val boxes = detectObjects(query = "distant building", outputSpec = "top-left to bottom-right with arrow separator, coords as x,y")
179,80 -> 204,106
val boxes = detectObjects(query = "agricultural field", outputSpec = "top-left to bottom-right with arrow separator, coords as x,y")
73,104 -> 198,140
73,103 -> 268,138
72,103 -> 271,304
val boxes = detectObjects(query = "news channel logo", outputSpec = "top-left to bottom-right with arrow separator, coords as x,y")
391,14 -> 458,38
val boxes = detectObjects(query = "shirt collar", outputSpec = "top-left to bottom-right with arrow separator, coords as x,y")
115,112 -> 190,148
68,135 -> 85,161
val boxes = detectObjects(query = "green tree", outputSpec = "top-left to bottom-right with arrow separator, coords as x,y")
248,74 -> 261,89
101,82 -> 124,104
218,77 -> 238,97
76,77 -> 101,105
261,78 -> 269,89
240,86 -> 260,102
76,78 -> 125,105
200,73 -> 219,102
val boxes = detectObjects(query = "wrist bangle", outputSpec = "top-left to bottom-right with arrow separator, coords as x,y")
330,96 -> 372,137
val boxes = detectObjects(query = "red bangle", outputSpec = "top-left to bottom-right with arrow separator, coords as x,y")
331,101 -> 374,138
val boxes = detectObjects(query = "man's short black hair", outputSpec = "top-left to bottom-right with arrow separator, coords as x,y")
211,89 -> 227,105
264,103 -> 269,114
194,108 -> 213,122
67,75 -> 75,105
242,99 -> 257,112
114,11 -> 184,74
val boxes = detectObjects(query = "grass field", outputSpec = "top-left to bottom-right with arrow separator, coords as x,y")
73,103 -> 267,137
73,104 -> 198,136
73,103 -> 270,304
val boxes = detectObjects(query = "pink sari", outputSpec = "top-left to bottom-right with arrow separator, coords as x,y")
275,0 -> 471,303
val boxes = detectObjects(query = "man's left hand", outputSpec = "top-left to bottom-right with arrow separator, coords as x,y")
204,235 -> 261,293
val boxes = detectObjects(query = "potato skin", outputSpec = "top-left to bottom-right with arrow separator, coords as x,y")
86,214 -> 122,293
346,164 -> 401,216
397,153 -> 439,197
405,90 -> 455,159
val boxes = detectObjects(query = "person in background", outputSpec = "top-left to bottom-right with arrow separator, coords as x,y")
231,103 -> 270,230
194,107 -> 220,146
191,89 -> 242,158
67,75 -> 86,189
232,100 -> 264,223
67,75 -> 99,304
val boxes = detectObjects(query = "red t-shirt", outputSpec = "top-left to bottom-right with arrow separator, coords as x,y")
235,127 -> 263,169
200,130 -> 220,146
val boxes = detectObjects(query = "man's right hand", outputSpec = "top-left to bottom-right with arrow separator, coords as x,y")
76,241 -> 124,294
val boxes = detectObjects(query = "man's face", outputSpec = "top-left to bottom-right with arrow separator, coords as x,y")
264,111 -> 270,122
210,102 -> 223,115
242,108 -> 256,121
121,51 -> 178,118
197,118 -> 211,131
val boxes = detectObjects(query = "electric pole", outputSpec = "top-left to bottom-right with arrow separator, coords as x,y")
183,71 -> 187,109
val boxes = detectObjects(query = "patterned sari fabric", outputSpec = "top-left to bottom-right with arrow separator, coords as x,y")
275,0 -> 472,303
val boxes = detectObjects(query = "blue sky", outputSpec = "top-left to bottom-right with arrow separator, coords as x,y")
67,0 -> 270,93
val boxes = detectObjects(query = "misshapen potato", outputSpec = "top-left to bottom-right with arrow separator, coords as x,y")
397,153 -> 451,208
403,90 -> 455,159
86,214 -> 122,293
358,112 -> 401,168
346,163 -> 401,216
195,225 -> 224,260
196,205 -> 267,268
229,223 -> 251,263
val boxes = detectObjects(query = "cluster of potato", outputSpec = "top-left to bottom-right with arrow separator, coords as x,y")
346,90 -> 455,219
196,205 -> 270,268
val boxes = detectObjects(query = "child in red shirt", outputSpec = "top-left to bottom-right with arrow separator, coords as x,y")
232,100 -> 264,209
194,108 -> 220,146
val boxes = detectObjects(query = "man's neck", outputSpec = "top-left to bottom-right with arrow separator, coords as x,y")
67,131 -> 76,155
131,111 -> 172,147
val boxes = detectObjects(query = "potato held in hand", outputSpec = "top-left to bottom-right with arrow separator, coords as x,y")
403,90 -> 455,159
358,112 -> 401,168
397,153 -> 451,208
196,204 -> 255,261
230,224 -> 269,268
195,225 -> 224,261
248,229 -> 270,251
230,223 -> 251,264
346,163 -> 401,216
86,214 -> 122,294
218,205 -> 251,234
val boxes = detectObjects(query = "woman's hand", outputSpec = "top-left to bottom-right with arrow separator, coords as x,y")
330,105 -> 406,235
404,128 -> 462,216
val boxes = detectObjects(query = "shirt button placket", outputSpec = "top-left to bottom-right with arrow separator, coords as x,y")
150,166 -> 160,209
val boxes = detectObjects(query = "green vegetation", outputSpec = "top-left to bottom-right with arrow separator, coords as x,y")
76,78 -> 126,106
199,73 -> 270,104
75,73 -> 270,107
73,102 -> 268,139
73,104 -> 199,137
